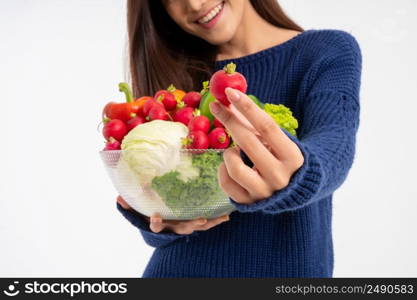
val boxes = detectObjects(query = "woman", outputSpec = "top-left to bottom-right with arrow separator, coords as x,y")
117,0 -> 362,278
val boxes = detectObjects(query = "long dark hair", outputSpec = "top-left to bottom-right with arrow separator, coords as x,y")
126,0 -> 303,97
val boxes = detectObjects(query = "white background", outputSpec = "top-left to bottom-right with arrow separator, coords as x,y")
1,0 -> 416,277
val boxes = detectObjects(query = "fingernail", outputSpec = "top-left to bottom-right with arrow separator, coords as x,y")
226,88 -> 240,102
210,101 -> 221,114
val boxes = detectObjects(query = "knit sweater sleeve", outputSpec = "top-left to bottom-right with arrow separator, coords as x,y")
116,203 -> 197,248
230,31 -> 362,214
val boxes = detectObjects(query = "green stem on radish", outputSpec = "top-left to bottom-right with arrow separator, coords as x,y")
193,109 -> 201,117
167,84 -> 176,93
224,62 -> 236,74
181,136 -> 192,147
176,101 -> 185,109
156,95 -> 164,102
200,81 -> 210,95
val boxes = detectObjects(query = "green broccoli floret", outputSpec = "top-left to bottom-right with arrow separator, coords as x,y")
263,103 -> 298,136
151,151 -> 227,218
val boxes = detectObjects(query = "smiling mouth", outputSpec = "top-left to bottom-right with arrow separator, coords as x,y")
196,2 -> 224,24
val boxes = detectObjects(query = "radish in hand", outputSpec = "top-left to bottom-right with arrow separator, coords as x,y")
209,62 -> 247,106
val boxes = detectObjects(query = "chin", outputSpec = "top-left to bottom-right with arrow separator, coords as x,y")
197,26 -> 236,46
204,35 -> 233,46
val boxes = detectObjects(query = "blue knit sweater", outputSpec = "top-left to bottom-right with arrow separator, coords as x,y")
117,29 -> 362,278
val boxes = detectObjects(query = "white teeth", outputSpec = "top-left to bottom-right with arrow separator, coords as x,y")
198,2 -> 223,24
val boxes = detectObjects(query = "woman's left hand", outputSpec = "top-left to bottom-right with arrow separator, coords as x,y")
209,87 -> 305,204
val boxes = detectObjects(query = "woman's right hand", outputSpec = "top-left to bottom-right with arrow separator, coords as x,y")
117,196 -> 230,235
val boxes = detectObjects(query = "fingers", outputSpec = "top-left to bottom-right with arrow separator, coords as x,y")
169,218 -> 208,235
148,212 -> 230,235
229,103 -> 257,133
210,100 -> 281,175
225,147 -> 291,192
119,197 -> 230,235
149,213 -> 165,233
117,195 -> 131,210
218,162 -> 252,204
194,215 -> 230,231
224,87 -> 299,161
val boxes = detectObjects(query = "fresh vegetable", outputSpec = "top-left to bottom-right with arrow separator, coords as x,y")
154,90 -> 177,111
102,119 -> 127,142
173,107 -> 195,126
183,91 -> 202,108
200,80 -> 210,95
121,120 -> 189,183
208,128 -> 230,149
188,114 -> 210,133
134,96 -> 153,117
103,83 -> 140,122
263,103 -> 299,136
100,78 -> 300,220
167,84 -> 186,101
151,151 -> 226,217
147,105 -> 169,121
209,62 -> 247,106
213,118 -> 224,128
143,99 -> 163,116
182,130 -> 209,152
248,94 -> 264,109
126,115 -> 145,131
104,137 -> 121,150
198,91 -> 216,122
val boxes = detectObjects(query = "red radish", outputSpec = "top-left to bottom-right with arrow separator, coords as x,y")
155,91 -> 177,111
209,62 -> 247,106
213,118 -> 224,128
102,101 -> 115,120
126,115 -> 145,131
143,99 -> 163,116
208,128 -> 230,149
154,90 -> 168,101
103,119 -> 127,142
183,91 -> 202,108
182,130 -> 209,153
188,115 -> 210,133
147,105 -> 169,121
104,137 -> 121,150
173,107 -> 195,126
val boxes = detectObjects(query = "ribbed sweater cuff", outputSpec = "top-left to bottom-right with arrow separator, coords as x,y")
229,128 -> 324,214
116,203 -> 194,248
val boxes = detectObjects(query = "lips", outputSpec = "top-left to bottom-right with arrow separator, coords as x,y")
195,2 -> 224,24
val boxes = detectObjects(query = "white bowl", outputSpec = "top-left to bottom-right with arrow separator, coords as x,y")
100,149 -> 235,220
